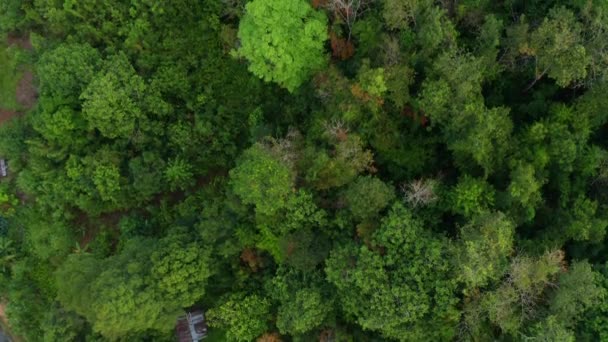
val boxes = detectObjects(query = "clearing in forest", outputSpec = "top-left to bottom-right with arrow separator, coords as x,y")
0,33 -> 36,123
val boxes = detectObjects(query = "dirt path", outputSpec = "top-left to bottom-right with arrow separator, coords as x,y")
6,33 -> 32,51
0,302 -> 13,340
0,110 -> 17,125
0,34 -> 37,125
15,70 -> 36,109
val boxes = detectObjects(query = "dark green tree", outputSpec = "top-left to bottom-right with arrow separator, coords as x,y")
326,203 -> 459,340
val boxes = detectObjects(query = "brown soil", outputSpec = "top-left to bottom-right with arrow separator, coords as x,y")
73,210 -> 94,250
0,33 -> 37,123
15,191 -> 28,203
6,33 -> 32,51
195,168 -> 228,187
0,301 -> 19,342
78,226 -> 97,250
0,110 -> 18,125
75,209 -> 127,251
16,70 -> 36,109
0,302 -> 15,342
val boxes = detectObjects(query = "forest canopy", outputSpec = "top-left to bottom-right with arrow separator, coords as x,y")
1,0 -> 608,341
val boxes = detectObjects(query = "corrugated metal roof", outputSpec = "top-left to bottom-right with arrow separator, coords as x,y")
0,160 -> 6,177
175,316 -> 193,342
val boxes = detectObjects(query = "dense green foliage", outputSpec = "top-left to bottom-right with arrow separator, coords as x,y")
236,0 -> 328,92
1,0 -> 608,341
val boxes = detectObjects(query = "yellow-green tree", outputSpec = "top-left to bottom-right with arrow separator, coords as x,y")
236,0 -> 328,92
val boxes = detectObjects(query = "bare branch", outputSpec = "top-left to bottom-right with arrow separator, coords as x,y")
325,0 -> 375,40
401,178 -> 438,208
323,119 -> 349,141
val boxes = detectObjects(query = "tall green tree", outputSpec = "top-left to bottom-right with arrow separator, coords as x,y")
457,211 -> 515,289
343,176 -> 395,222
527,7 -> 590,87
36,43 -> 102,102
230,144 -> 294,216
151,229 -> 214,308
236,0 -> 328,91
326,203 -> 459,340
80,53 -> 147,139
207,294 -> 271,342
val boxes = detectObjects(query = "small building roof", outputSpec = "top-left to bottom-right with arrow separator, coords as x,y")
176,310 -> 207,342
0,159 -> 6,177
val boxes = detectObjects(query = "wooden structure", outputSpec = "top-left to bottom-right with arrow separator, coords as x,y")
176,309 -> 207,342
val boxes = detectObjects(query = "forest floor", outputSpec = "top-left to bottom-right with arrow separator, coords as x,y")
0,33 -> 36,125
0,110 -> 17,125
15,70 -> 35,109
0,302 -> 20,342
